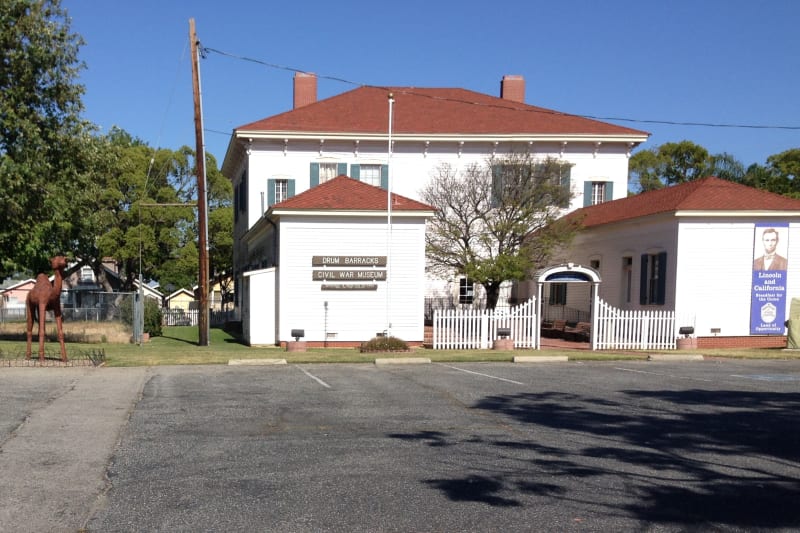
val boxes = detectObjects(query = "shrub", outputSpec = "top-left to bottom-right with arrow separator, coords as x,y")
360,336 -> 409,352
120,295 -> 163,337
143,298 -> 162,337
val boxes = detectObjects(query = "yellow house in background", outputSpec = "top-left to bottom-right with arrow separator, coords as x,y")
165,288 -> 197,311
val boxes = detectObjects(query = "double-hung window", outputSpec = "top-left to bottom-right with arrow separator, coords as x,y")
318,163 -> 338,184
640,252 -> 667,305
349,163 -> 389,189
267,178 -> 295,208
584,180 -> 614,206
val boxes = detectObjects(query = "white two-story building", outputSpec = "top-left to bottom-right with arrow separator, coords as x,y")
222,74 -> 649,345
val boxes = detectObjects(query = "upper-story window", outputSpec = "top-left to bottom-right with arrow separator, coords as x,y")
274,179 -> 288,204
310,162 -> 347,187
319,163 -> 338,183
584,180 -> 613,206
267,178 -> 295,207
359,164 -> 382,187
350,163 -> 389,189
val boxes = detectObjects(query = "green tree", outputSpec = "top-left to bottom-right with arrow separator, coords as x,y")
0,0 -> 90,278
629,140 -> 713,192
422,155 -> 578,310
70,128 -> 195,291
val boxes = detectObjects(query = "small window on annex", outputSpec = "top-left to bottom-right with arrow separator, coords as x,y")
548,283 -> 567,305
459,277 -> 475,304
640,252 -> 667,305
621,256 -> 633,304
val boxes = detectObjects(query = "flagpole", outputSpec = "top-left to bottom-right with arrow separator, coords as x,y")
386,93 -> 394,338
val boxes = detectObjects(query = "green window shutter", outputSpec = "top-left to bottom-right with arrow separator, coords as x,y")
310,163 -> 319,187
337,162 -> 347,177
639,254 -> 648,305
560,165 -> 571,191
350,164 -> 360,180
233,184 -> 239,221
656,251 -> 668,305
604,181 -> 614,202
583,181 -> 593,207
288,179 -> 296,198
380,164 -> 389,190
490,164 -> 502,207
267,179 -> 275,207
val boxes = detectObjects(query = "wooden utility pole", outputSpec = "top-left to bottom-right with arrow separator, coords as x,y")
189,18 -> 210,346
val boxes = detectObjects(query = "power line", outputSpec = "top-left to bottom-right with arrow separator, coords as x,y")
201,46 -> 800,132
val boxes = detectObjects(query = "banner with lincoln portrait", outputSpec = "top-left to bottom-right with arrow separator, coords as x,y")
750,223 -> 789,335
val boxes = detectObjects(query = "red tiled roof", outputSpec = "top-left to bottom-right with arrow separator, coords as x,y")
237,86 -> 648,137
271,175 -> 434,212
568,177 -> 800,228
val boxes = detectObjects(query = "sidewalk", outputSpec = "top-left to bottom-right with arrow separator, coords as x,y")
0,367 -> 149,532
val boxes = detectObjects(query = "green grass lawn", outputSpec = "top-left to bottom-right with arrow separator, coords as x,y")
1,326 -> 798,366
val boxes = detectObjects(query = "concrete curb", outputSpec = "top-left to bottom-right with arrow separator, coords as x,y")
374,357 -> 432,365
647,353 -> 704,361
228,358 -> 287,366
513,355 -> 569,363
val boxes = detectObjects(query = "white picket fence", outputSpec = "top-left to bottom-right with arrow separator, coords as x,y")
162,308 -> 234,327
594,298 -> 689,350
433,297 -> 537,349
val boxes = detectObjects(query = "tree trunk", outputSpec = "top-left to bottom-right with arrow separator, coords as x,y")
484,282 -> 502,310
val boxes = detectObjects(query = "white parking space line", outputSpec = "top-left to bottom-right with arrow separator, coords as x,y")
295,366 -> 332,388
438,364 -> 525,385
614,367 -> 714,382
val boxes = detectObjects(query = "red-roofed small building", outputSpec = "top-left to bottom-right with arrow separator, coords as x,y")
543,177 -> 800,348
223,74 -> 649,339
240,176 -> 433,346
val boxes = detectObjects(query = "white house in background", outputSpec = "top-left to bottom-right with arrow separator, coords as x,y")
241,176 -> 433,347
222,74 -> 649,320
552,177 -> 800,349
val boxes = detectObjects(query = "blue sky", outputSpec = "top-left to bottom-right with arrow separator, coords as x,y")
64,0 -> 799,169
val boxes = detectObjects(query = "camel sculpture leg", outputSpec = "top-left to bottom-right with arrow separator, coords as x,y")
54,307 -> 67,361
38,302 -> 47,362
25,301 -> 35,359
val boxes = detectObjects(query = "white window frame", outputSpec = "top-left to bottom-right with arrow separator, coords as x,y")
318,162 -> 338,184
274,179 -> 289,204
359,164 -> 382,187
591,182 -> 606,205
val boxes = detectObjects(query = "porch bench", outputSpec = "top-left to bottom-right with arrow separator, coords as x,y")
563,321 -> 591,343
541,319 -> 567,338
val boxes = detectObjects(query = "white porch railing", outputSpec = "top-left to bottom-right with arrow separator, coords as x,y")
594,298 -> 690,351
433,297 -> 537,350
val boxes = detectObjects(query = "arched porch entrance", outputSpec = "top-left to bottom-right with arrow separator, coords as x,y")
535,263 -> 601,350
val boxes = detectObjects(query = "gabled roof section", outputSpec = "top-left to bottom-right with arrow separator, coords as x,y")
568,177 -> 800,228
236,86 -> 649,138
271,175 -> 434,212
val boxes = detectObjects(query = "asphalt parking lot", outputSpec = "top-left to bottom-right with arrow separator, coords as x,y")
2,359 -> 800,532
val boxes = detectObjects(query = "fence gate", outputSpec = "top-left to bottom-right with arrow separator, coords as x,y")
433,297 -> 537,350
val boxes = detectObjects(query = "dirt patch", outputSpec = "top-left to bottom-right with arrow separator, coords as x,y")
0,321 -> 132,344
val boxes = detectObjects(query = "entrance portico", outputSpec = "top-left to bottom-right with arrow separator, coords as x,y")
535,263 -> 601,350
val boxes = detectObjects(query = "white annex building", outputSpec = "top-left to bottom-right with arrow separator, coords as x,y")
222,73 -> 649,345
239,176 -> 432,347
554,177 -> 800,349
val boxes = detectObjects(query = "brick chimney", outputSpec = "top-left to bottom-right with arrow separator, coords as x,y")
500,75 -> 525,103
293,72 -> 317,109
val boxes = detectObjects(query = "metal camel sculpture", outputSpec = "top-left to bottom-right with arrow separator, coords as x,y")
26,256 -> 68,362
